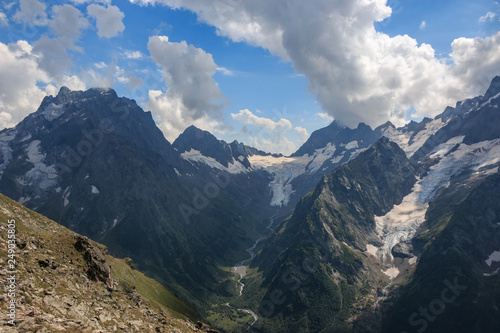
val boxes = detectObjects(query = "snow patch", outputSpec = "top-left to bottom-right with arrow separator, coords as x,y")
91,185 -> 100,194
486,250 -> 500,267
248,143 -> 349,207
63,187 -> 71,207
345,140 -> 359,150
174,168 -> 181,177
84,173 -> 90,179
383,118 -> 447,157
419,138 -> 500,202
382,266 -> 399,279
307,143 -> 337,174
23,140 -> 58,189
366,244 -> 379,257
480,91 -> 500,108
18,197 -> 31,205
180,149 -> 248,174
41,103 -> 65,121
20,133 -> 32,142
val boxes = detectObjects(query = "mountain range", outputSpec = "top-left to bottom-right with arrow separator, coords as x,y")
1,76 -> 499,332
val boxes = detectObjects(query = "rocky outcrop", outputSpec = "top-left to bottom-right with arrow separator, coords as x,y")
0,194 -> 217,333
74,235 -> 113,290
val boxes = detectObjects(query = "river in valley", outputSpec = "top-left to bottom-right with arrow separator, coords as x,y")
226,212 -> 278,329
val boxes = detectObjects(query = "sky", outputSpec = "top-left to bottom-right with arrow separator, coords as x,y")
0,0 -> 499,155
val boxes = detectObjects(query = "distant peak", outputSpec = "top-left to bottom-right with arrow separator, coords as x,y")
180,125 -> 214,138
57,86 -> 71,96
185,125 -> 203,132
485,75 -> 500,99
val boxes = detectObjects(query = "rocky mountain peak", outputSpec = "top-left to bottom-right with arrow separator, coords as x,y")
484,75 -> 500,99
173,125 -> 235,167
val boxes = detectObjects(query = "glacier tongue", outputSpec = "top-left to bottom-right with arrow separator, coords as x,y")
371,135 -> 500,278
374,182 -> 428,265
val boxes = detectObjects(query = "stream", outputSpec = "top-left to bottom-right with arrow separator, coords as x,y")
226,211 -> 278,329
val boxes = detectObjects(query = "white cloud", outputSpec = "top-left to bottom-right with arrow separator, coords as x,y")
0,41 -> 50,129
70,0 -> 111,4
3,2 -> 16,11
247,135 -> 297,155
316,112 -> 334,123
82,61 -> 120,88
123,50 -> 144,59
0,12 -> 8,27
294,126 -> 309,143
0,39 -> 88,131
32,5 -> 89,80
87,4 -> 125,38
450,32 -> 500,94
13,0 -> 47,25
216,67 -> 235,76
419,20 -> 426,30
231,109 -> 292,131
131,0 -> 500,129
146,36 -> 228,142
231,109 -> 297,154
479,11 -> 496,23
49,4 -> 89,49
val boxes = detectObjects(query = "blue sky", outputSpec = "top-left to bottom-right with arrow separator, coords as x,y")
0,0 -> 499,154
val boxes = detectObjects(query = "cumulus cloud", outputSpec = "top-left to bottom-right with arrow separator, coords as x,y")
131,0 -> 500,129
123,50 -> 145,59
316,112 -> 334,123
146,35 -> 228,142
0,41 -> 50,129
0,39 -> 87,130
32,4 -> 89,79
231,109 -> 297,154
231,109 -> 292,131
419,20 -> 426,30
294,126 -> 309,143
87,4 -> 125,38
49,4 -> 89,49
70,0 -> 111,4
13,0 -> 47,25
450,32 -> 500,94
479,11 -> 496,23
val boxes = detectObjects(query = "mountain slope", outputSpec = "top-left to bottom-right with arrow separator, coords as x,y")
237,76 -> 500,333
0,87 -> 269,316
0,193 -> 215,332
244,138 -> 417,332
382,172 -> 500,333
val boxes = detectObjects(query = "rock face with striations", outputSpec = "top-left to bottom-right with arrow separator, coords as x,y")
74,234 -> 114,290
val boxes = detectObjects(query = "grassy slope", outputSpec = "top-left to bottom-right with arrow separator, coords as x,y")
0,193 -> 200,323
